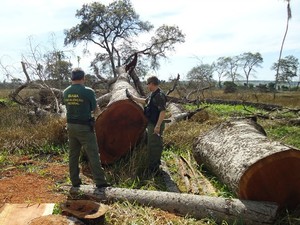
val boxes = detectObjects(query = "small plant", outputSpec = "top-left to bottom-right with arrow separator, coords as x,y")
52,203 -> 62,215
223,81 -> 238,93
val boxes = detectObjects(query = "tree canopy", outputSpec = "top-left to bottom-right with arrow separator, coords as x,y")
187,63 -> 214,88
271,55 -> 299,85
64,0 -> 185,77
240,52 -> 263,86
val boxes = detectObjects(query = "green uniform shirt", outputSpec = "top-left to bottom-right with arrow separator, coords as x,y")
63,84 -> 96,121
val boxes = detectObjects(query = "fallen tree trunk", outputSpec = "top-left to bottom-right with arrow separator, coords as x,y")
166,103 -> 207,126
202,98 -> 283,111
95,67 -> 147,164
68,185 -> 279,224
193,118 -> 300,209
165,97 -> 284,112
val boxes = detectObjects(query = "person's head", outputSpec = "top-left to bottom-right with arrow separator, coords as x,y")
71,68 -> 85,83
146,76 -> 159,91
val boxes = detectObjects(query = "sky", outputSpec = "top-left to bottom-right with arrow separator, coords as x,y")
0,0 -> 299,82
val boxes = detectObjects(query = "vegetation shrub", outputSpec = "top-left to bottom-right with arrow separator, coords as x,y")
223,81 -> 237,93
256,84 -> 269,92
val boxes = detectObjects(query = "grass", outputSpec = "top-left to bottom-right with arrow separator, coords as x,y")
266,125 -> 300,148
106,201 -> 213,225
1,88 -> 300,224
197,88 -> 300,108
0,105 -> 68,154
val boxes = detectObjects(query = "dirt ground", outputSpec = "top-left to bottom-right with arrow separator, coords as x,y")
0,155 -> 70,205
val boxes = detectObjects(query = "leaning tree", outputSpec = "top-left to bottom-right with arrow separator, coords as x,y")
64,0 -> 185,79
274,0 -> 292,95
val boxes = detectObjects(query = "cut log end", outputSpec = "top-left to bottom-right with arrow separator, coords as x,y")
239,149 -> 300,209
95,99 -> 147,164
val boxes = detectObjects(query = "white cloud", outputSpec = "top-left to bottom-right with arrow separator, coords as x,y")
0,0 -> 299,81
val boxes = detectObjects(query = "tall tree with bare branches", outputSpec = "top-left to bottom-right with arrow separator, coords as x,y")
274,0 -> 292,93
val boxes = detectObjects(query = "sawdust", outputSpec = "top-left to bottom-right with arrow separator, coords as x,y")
28,214 -> 84,225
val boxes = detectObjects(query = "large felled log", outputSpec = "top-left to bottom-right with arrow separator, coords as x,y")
193,118 -> 300,209
68,185 -> 278,224
95,67 -> 147,164
166,103 -> 207,126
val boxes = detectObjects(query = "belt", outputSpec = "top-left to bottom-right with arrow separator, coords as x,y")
67,119 -> 91,126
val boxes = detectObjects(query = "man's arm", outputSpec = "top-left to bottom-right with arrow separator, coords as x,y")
131,96 -> 146,105
154,110 -> 166,135
126,89 -> 146,105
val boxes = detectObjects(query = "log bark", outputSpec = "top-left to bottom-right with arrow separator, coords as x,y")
166,103 -> 206,126
164,97 -> 284,112
193,118 -> 300,209
201,98 -> 283,111
68,185 -> 278,224
95,67 -> 147,164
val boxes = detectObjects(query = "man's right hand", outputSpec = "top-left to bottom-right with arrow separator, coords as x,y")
125,89 -> 132,99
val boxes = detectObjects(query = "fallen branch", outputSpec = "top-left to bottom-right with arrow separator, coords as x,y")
166,74 -> 180,96
67,185 -> 279,225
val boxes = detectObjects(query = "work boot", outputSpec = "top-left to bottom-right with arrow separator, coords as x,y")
72,181 -> 82,188
96,183 -> 111,189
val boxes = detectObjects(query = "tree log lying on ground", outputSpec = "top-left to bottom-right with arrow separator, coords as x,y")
193,118 -> 300,209
166,103 -> 207,126
165,96 -> 284,112
202,98 -> 283,111
95,67 -> 147,165
68,185 -> 279,224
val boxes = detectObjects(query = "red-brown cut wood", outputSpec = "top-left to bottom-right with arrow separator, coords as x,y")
193,118 -> 300,209
95,68 -> 147,164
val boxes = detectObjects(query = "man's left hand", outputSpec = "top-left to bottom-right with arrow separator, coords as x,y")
154,126 -> 160,136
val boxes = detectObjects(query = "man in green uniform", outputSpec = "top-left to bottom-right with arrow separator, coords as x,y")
126,76 -> 167,174
63,68 -> 109,188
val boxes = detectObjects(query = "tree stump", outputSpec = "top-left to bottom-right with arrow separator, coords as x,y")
61,200 -> 108,225
193,118 -> 300,209
95,67 -> 147,164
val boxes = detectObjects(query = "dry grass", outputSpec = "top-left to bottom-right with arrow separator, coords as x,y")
106,201 -> 215,225
164,109 -> 224,150
200,89 -> 300,108
1,87 -> 300,224
0,106 -> 67,154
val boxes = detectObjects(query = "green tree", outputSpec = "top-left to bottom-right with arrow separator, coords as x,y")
64,0 -> 185,77
240,52 -> 263,86
187,63 -> 214,88
213,57 -> 228,88
44,51 -> 72,81
221,56 -> 241,83
271,55 -> 299,87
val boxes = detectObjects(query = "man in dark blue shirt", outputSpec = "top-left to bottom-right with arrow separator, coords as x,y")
127,76 -> 167,174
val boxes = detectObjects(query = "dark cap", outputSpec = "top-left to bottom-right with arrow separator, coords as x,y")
71,68 -> 85,81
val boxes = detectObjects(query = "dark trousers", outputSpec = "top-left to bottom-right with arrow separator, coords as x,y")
146,122 -> 165,171
67,123 -> 107,186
